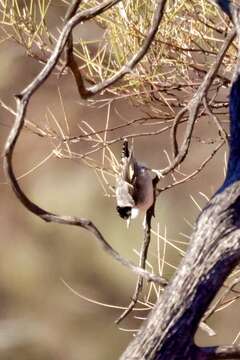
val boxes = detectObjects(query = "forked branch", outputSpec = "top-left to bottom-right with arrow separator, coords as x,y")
3,0 -> 168,289
63,0 -> 167,98
120,2 -> 240,359
164,28 -> 235,176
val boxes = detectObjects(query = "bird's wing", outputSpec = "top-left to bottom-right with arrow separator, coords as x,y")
120,140 -> 136,184
115,177 -> 135,207
116,139 -> 138,207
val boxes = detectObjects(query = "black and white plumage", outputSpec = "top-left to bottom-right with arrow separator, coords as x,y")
115,139 -> 154,223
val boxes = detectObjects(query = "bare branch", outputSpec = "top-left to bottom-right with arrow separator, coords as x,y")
203,97 -> 229,142
157,140 -> 225,194
202,276 -> 240,323
20,0 -> 122,99
200,345 -> 240,359
2,1 -> 240,359
0,98 -> 50,138
3,0 -> 168,292
63,0 -> 167,98
120,27 -> 240,358
116,178 -> 159,324
59,0 -> 90,97
162,28 -> 235,176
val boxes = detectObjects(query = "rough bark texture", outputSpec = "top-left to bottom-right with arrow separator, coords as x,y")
120,11 -> 240,358
120,182 -> 240,359
3,1 -> 240,359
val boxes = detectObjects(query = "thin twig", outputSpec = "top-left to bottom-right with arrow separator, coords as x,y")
199,345 -> 240,359
164,29 -> 236,177
202,276 -> 240,322
203,97 -> 229,142
63,0 -> 167,98
157,141 -> 225,194
116,178 -> 159,324
59,0 -> 90,97
0,98 -> 50,138
3,0 -> 168,288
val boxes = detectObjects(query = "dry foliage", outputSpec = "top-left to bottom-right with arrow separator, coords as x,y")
1,0 -> 240,359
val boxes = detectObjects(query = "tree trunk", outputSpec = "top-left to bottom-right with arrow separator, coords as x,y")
120,32 -> 240,360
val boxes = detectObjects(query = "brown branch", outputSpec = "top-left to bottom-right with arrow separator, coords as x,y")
5,118 -> 166,286
0,98 -> 50,138
61,121 -> 181,163
157,140 -> 225,195
120,177 -> 240,359
116,178 -> 159,324
203,97 -> 229,142
202,276 -> 240,322
195,13 -> 229,36
63,114 -> 172,144
59,0 -> 90,97
163,28 -> 235,177
3,0 -> 168,289
115,216 -> 152,324
199,345 -> 240,359
3,1 -> 239,359
65,0 -> 82,19
63,0 -> 167,98
120,14 -> 240,357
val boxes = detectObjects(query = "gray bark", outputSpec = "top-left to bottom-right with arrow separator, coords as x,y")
120,2 -> 240,358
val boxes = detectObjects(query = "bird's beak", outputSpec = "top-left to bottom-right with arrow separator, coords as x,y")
126,217 -> 131,229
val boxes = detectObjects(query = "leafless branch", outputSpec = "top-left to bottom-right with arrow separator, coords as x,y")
202,275 -> 240,323
120,6 -> 240,355
2,1 -> 240,359
0,98 -> 50,138
200,345 -> 240,359
163,28 -> 235,176
116,178 -> 159,324
203,97 -> 229,142
63,0 -> 167,98
3,0 -> 168,290
157,140 -> 225,194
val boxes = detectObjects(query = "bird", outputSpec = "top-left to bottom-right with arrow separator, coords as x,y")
115,139 -> 154,226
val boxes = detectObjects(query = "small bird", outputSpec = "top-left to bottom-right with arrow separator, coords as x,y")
115,139 -> 154,226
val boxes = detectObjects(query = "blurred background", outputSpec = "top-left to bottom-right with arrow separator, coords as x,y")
0,1 -> 239,359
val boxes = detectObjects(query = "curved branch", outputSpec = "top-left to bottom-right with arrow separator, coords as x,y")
65,0 -> 167,98
200,345 -> 240,359
120,181 -> 240,359
162,28 -> 235,176
120,48 -> 240,360
3,1 -> 168,288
